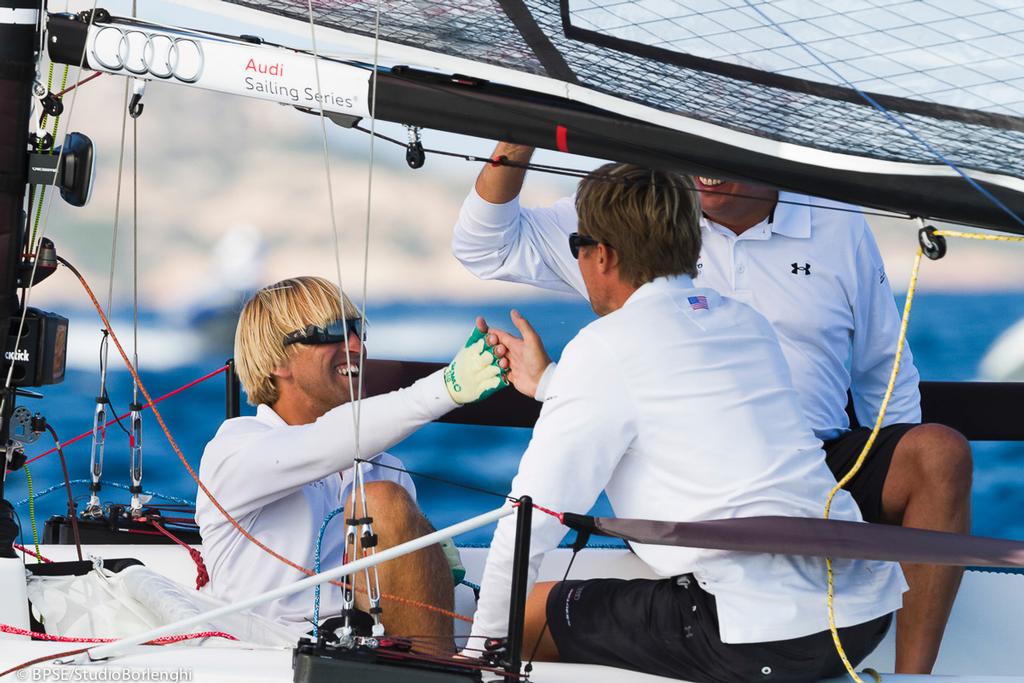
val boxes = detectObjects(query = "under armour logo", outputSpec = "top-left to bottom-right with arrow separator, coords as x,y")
791,262 -> 811,275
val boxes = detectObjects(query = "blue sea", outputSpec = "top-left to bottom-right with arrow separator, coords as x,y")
5,293 -> 1024,547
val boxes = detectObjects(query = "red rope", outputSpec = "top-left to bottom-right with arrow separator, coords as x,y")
55,71 -> 103,97
13,543 -> 53,563
0,623 -> 235,644
15,364 -> 229,470
526,501 -> 564,523
146,521 -> 210,590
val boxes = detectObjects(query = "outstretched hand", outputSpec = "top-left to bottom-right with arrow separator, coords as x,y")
487,310 -> 552,399
444,316 -> 508,405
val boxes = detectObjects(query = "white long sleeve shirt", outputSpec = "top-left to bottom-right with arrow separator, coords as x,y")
195,369 -> 456,627
453,190 -> 921,440
469,276 -> 906,646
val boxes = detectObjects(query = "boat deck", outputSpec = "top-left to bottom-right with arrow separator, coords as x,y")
2,544 -> 1022,682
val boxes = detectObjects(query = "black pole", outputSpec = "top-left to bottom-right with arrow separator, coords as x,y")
505,495 -> 533,679
0,1 -> 38,498
225,358 -> 240,419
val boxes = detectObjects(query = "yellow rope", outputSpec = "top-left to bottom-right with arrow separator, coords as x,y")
23,464 -> 41,563
933,229 -> 1024,243
823,226 -> 1024,681
28,65 -> 70,251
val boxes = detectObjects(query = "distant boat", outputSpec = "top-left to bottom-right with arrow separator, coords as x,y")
980,318 -> 1024,382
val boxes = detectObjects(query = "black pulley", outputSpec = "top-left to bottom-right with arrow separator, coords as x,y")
40,93 -> 64,119
405,141 -> 425,169
918,226 -> 947,260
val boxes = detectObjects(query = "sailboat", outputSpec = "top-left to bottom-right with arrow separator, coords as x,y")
2,1 -> 1024,681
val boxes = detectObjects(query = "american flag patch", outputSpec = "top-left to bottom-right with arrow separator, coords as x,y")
688,295 -> 709,311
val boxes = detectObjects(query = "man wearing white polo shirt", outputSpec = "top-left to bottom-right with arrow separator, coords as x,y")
468,163 -> 904,682
452,142 -> 972,674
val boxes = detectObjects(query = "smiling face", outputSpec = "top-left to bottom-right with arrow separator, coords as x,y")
694,176 -> 778,233
275,328 -> 364,422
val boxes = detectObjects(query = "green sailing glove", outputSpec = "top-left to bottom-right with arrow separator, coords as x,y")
444,326 -> 507,405
440,537 -> 466,586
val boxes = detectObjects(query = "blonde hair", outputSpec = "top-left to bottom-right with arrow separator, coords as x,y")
234,276 -> 359,406
575,163 -> 701,286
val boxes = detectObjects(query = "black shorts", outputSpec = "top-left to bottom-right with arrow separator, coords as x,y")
547,575 -> 892,683
824,423 -> 916,524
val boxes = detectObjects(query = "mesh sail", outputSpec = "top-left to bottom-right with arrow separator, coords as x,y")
221,0 -> 1024,230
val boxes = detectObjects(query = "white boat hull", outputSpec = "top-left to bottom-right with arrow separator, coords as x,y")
2,544 -> 1023,682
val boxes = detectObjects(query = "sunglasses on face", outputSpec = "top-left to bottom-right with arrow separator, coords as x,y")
568,232 -> 607,259
283,317 -> 365,346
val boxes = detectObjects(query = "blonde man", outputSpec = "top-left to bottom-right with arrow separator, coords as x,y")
470,164 -> 904,682
196,276 -> 504,645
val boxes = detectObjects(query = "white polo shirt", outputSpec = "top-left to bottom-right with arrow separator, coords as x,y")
195,369 -> 456,627
469,276 -> 906,646
453,189 -> 921,440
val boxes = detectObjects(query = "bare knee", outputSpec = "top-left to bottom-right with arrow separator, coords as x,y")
897,424 -> 973,496
349,481 -> 429,538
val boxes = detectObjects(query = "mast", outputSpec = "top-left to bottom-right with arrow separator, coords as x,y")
0,0 -> 38,499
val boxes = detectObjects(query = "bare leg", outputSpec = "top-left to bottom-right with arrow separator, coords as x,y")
346,481 -> 455,653
521,581 -> 561,662
881,424 -> 972,674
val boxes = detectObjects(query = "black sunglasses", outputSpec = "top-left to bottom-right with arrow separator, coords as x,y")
283,317 -> 365,346
568,232 -> 608,259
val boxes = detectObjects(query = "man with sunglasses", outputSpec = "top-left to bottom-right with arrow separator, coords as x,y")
195,276 -> 505,647
452,143 -> 972,674
466,163 -> 904,682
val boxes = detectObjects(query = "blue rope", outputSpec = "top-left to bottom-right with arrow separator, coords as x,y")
740,0 -> 1024,231
13,478 -> 195,507
459,578 -> 481,592
311,505 -> 346,638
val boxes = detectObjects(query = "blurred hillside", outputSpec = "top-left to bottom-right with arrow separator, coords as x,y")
29,30 -> 1023,318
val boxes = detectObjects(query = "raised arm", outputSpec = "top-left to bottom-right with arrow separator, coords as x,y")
202,324 -> 507,518
452,142 -> 587,296
475,142 -> 535,204
199,369 -> 457,519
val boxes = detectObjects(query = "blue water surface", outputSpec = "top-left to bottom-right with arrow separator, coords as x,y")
5,293 -> 1024,547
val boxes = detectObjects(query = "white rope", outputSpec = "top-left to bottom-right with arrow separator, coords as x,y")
303,0 -> 386,631
354,0 -> 387,629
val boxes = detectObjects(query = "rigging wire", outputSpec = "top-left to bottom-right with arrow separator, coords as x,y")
304,0 -> 389,638
351,0 -> 387,633
84,75 -> 134,518
128,65 -> 145,517
353,458 -> 515,503
16,363 -> 228,471
349,125 -> 944,225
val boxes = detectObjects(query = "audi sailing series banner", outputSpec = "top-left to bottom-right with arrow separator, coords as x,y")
80,20 -> 371,117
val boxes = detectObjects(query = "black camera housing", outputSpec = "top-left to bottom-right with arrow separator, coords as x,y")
3,308 -> 69,387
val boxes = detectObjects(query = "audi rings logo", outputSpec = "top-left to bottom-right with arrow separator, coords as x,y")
91,26 -> 203,83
